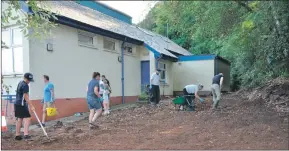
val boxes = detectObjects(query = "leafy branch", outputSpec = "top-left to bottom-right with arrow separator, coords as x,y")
1,1 -> 58,41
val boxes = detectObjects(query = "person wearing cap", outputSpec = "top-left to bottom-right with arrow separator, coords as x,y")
14,73 -> 35,141
149,69 -> 162,106
37,75 -> 55,128
211,73 -> 224,110
182,84 -> 204,111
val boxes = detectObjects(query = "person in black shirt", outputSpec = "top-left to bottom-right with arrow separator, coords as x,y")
14,73 -> 35,141
211,73 -> 224,110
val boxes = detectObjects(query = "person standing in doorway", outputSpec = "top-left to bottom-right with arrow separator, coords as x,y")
211,73 -> 224,110
150,69 -> 161,106
86,72 -> 103,129
37,75 -> 55,127
14,73 -> 35,141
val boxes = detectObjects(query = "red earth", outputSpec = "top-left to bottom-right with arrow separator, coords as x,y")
2,94 -> 288,150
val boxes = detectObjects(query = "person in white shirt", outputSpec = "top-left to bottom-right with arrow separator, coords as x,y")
99,79 -> 105,111
150,69 -> 162,106
182,84 -> 204,111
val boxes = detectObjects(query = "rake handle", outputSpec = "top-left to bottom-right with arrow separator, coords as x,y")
33,110 -> 49,139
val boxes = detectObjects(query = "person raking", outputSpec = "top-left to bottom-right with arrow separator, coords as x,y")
149,69 -> 162,107
14,73 -> 35,141
211,73 -> 224,110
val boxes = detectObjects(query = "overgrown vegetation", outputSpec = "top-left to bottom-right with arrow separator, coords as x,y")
138,1 -> 289,90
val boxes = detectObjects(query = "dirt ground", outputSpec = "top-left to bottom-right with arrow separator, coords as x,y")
2,93 -> 289,150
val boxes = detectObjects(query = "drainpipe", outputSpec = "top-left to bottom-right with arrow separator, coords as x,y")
121,38 -> 127,104
155,54 -> 163,69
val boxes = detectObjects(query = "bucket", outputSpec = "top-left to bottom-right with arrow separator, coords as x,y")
46,107 -> 57,117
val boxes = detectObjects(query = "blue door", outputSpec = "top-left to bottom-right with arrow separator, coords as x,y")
141,61 -> 150,92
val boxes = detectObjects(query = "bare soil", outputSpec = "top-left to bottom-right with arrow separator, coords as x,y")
2,92 -> 288,150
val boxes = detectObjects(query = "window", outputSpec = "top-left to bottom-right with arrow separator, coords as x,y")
103,38 -> 115,51
78,32 -> 93,46
2,27 -> 23,75
158,62 -> 166,82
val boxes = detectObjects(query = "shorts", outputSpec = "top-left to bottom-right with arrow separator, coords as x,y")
43,102 -> 53,112
14,104 -> 31,119
87,97 -> 102,110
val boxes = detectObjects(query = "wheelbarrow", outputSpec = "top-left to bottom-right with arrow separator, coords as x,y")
171,95 -> 195,111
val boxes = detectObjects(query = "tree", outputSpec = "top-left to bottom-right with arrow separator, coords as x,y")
1,0 -> 58,41
138,1 -> 289,89
1,1 -> 58,94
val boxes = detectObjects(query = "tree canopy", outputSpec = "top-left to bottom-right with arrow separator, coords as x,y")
138,1 -> 289,90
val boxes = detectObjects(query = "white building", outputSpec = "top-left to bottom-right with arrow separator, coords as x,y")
2,1 -> 230,121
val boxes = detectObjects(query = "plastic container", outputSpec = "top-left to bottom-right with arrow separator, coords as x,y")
46,107 -> 57,117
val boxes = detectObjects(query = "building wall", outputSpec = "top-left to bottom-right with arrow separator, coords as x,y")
172,60 -> 215,93
28,24 -> 141,100
216,59 -> 230,92
2,2 -> 31,95
159,60 -> 174,96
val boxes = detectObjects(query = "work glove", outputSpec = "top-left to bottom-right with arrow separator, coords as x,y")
149,85 -> 152,89
199,98 -> 205,103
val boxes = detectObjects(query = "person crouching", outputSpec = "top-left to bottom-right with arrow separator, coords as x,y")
182,84 -> 204,111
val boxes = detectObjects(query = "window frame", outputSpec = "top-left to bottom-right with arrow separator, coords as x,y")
158,62 -> 166,83
2,26 -> 24,75
103,37 -> 116,51
77,31 -> 94,47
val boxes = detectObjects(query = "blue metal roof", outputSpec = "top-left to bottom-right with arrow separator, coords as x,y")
178,55 -> 231,65
75,1 -> 132,24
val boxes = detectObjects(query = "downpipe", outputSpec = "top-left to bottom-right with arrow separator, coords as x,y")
121,38 -> 127,104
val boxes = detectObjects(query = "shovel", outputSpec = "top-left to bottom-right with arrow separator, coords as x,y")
32,110 -> 51,141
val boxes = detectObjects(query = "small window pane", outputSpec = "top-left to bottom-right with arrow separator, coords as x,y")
13,47 -> 23,73
78,34 -> 93,45
2,30 -> 11,46
104,39 -> 115,50
161,71 -> 165,79
2,49 -> 13,74
12,28 -> 23,45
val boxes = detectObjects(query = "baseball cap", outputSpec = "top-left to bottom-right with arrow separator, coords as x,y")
24,73 -> 34,82
156,69 -> 161,71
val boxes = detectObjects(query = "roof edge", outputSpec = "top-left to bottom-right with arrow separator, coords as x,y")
95,1 -> 132,19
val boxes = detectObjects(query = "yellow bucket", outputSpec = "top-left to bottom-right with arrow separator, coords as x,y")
46,107 -> 57,117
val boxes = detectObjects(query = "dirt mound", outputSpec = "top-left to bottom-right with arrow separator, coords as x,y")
233,78 -> 289,115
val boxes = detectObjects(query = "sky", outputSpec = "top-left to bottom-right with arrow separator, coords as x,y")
99,1 -> 158,24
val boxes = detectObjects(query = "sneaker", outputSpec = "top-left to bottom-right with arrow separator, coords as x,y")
24,135 -> 33,141
180,105 -> 184,111
15,135 -> 23,141
37,123 -> 45,128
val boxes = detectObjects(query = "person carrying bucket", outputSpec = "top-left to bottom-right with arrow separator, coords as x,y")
182,84 -> 204,111
37,75 -> 55,128
14,73 -> 35,141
